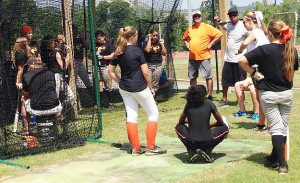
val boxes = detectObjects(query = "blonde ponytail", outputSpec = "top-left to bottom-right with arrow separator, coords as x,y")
115,26 -> 137,57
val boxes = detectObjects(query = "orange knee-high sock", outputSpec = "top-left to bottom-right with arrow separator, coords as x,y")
126,122 -> 140,150
146,121 -> 158,149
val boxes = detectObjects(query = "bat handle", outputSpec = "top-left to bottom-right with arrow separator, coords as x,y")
13,111 -> 19,133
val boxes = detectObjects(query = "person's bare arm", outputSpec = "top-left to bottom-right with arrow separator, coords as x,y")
16,65 -> 24,90
159,39 -> 167,56
108,64 -> 121,84
209,111 -> 224,127
236,33 -> 256,54
103,52 -> 115,60
207,34 -> 223,49
238,56 -> 255,74
184,40 -> 190,51
144,34 -> 152,53
178,112 -> 188,124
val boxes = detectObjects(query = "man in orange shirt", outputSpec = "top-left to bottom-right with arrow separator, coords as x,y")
183,10 -> 223,100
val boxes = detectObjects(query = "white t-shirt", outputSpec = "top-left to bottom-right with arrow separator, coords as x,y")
224,21 -> 248,63
247,28 -> 269,52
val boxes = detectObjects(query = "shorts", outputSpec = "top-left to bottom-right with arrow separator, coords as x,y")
188,59 -> 212,80
221,62 -> 246,86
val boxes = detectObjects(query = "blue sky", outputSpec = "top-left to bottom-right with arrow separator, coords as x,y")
181,0 -> 284,10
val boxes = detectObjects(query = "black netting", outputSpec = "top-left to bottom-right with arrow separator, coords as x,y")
0,0 -> 181,160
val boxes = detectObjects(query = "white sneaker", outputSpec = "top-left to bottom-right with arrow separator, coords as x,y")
222,116 -> 230,129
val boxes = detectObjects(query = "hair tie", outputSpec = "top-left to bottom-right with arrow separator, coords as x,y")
280,26 -> 294,44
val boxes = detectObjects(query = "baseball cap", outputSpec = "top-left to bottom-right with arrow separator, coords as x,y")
192,10 -> 202,16
227,8 -> 238,15
21,26 -> 33,35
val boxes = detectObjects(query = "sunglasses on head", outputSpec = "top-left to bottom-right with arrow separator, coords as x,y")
193,14 -> 201,18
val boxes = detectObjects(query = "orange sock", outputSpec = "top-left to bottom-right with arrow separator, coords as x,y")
126,122 -> 140,150
146,121 -> 157,149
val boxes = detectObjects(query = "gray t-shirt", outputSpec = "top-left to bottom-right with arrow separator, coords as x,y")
224,21 -> 248,63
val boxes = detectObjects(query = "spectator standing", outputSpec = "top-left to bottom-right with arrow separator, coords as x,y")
108,26 -> 166,156
21,26 -> 41,61
183,10 -> 223,100
239,19 -> 298,174
143,28 -> 167,93
73,27 -> 95,104
215,8 -> 248,107
95,30 -> 115,108
235,11 -> 269,131
14,37 -> 33,134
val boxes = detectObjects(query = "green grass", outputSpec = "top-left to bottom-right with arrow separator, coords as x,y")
1,55 -> 300,181
1,89 -> 300,182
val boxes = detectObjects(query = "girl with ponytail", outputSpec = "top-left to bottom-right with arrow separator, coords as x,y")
108,26 -> 166,156
239,19 -> 299,174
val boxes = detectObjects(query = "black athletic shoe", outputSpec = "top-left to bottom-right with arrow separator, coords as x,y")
264,159 -> 279,169
252,124 -> 265,131
196,149 -> 214,163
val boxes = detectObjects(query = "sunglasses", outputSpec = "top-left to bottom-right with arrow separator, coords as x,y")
229,13 -> 238,18
193,15 -> 201,19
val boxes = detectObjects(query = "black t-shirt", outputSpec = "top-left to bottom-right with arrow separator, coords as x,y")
29,41 -> 41,58
48,49 -> 64,73
184,100 -> 217,142
245,43 -> 299,91
15,51 -> 29,74
143,40 -> 163,64
22,68 -> 59,110
74,36 -> 85,60
96,42 -> 114,66
110,45 -> 147,92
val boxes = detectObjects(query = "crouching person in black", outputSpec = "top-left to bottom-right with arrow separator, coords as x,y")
22,60 -> 62,145
175,85 -> 230,163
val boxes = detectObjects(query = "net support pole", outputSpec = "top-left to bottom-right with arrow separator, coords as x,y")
62,0 -> 78,119
87,0 -> 102,139
0,159 -> 29,169
212,0 -> 219,93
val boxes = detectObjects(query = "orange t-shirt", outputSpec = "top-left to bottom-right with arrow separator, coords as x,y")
183,23 -> 222,60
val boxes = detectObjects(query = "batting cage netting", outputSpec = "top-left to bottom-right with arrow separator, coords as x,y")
0,0 -> 181,166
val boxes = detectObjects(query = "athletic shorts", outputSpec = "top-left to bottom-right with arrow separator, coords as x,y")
188,59 -> 212,80
221,62 -> 246,86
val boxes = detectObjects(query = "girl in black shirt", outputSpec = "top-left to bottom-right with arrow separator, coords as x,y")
175,85 -> 229,163
239,19 -> 299,174
14,36 -> 32,134
108,26 -> 166,156
143,29 -> 167,93
95,30 -> 115,108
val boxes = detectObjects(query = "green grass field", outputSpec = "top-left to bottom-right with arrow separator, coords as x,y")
173,56 -> 300,88
1,57 -> 300,182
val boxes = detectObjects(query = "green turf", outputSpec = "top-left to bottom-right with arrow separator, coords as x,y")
1,136 -> 270,183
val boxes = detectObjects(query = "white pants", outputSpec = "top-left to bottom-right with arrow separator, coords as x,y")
54,73 -> 74,103
119,87 -> 159,123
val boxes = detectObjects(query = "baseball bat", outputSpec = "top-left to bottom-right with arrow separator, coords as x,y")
13,91 -> 21,133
